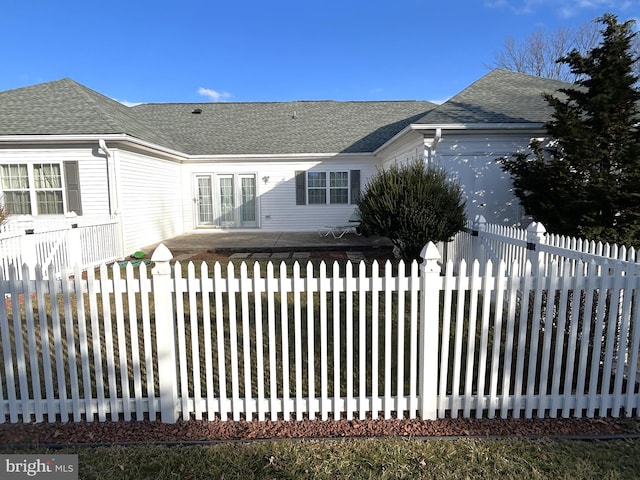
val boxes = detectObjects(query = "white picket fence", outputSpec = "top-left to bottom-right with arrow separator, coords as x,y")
0,213 -> 125,280
442,215 -> 640,276
1,241 -> 639,424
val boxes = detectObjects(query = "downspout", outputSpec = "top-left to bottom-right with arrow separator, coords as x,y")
98,139 -> 126,258
98,139 -> 118,215
423,127 -> 442,167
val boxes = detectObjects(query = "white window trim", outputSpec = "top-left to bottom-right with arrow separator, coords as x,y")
0,162 -> 66,216
307,170 -> 349,205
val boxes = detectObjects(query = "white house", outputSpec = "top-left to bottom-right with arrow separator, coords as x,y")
0,69 -> 567,253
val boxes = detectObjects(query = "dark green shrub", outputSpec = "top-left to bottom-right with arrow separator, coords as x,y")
357,160 -> 466,262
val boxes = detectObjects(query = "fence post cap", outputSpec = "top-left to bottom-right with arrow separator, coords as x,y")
420,241 -> 441,262
151,244 -> 173,263
526,221 -> 546,234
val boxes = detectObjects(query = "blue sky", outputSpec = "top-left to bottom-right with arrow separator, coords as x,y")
1,0 -> 638,105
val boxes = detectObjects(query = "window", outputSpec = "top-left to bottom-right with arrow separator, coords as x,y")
34,163 -> 64,214
306,171 -> 349,204
1,163 -> 66,215
1,164 -> 31,214
307,172 -> 327,204
296,169 -> 360,206
329,172 -> 348,204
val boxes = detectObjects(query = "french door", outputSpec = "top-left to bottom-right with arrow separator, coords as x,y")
195,174 -> 257,227
196,176 -> 214,225
218,175 -> 235,227
239,175 -> 257,227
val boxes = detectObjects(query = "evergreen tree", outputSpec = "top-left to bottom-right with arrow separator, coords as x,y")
500,14 -> 640,246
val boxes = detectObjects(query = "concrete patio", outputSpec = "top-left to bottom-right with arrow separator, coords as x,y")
141,230 -> 393,255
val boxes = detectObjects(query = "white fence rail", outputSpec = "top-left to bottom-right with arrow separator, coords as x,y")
0,213 -> 125,279
1,242 -> 639,424
441,215 -> 640,276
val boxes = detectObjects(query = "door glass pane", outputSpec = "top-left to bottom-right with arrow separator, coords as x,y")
197,177 -> 214,224
219,176 -> 235,224
241,176 -> 256,224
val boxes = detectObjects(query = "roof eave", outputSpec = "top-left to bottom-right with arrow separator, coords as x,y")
0,134 -> 377,161
188,152 -> 373,160
0,133 -> 131,144
411,122 -> 546,131
372,124 -> 417,155
373,122 -> 547,155
0,134 -> 187,161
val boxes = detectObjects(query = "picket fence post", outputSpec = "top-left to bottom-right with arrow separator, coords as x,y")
472,215 -> 487,268
418,241 -> 441,419
17,215 -> 37,278
526,221 -> 546,275
65,212 -> 82,268
151,244 -> 178,423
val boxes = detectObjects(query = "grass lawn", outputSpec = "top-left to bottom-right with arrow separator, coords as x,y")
5,437 -> 640,479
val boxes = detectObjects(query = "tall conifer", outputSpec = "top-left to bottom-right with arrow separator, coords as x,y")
501,14 -> 640,245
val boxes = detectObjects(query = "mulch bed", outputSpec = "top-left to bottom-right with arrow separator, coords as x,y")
1,415 -> 638,447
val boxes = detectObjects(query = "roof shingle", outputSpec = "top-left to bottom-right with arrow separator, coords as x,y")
0,78 -> 174,146
0,79 -> 436,154
131,101 -> 435,154
417,69 -> 569,125
0,70 -> 570,155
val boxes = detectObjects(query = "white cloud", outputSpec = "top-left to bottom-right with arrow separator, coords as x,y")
116,99 -> 142,107
485,0 -> 638,16
559,0 -> 622,17
197,87 -> 231,102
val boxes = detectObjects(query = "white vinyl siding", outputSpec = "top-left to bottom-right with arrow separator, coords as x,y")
181,155 -> 379,232
435,134 -> 531,226
0,147 -> 111,218
378,130 -> 426,169
378,130 -> 540,227
116,150 -> 183,252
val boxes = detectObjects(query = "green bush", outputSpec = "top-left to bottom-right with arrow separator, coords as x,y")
357,160 -> 466,262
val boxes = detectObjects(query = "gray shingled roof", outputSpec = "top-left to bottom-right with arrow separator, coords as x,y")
0,79 -> 436,155
131,101 -> 435,155
0,78 -> 174,147
416,69 -> 569,125
0,70 -> 568,155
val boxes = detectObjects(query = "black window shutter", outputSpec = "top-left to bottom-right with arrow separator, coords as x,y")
350,170 -> 360,204
295,171 -> 306,205
64,161 -> 83,215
